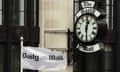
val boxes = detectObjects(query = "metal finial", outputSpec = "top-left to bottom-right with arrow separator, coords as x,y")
20,36 -> 24,41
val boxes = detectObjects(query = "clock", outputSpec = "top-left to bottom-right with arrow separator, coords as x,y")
74,14 -> 107,45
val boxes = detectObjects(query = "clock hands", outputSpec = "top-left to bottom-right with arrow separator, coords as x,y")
85,16 -> 89,41
75,15 -> 99,43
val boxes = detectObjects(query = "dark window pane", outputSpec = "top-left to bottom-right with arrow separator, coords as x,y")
104,52 -> 112,70
0,45 -> 4,72
104,45 -> 113,72
12,0 -> 19,26
11,44 -> 20,72
11,0 -> 25,26
34,0 -> 36,26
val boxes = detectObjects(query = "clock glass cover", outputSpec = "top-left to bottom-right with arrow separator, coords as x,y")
75,15 -> 98,42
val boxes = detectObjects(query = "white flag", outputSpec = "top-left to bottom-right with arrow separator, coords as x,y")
21,46 -> 67,70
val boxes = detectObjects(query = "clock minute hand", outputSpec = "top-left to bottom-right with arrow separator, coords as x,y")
85,19 -> 89,41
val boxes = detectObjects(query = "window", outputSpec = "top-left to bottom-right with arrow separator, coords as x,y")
0,45 -> 4,72
19,0 -> 24,26
11,0 -> 38,26
0,0 -> 2,25
11,0 -> 24,26
106,0 -> 114,30
104,45 -> 113,72
34,0 -> 37,26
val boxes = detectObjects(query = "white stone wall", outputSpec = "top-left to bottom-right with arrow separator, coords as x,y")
39,0 -> 73,72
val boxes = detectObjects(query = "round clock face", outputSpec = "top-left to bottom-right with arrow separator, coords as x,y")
75,15 -> 98,43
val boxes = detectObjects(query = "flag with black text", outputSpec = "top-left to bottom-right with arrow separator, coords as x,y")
21,46 -> 67,70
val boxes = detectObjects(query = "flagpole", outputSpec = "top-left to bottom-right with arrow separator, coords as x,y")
20,36 -> 24,72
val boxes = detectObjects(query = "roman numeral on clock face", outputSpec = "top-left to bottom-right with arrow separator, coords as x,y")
76,27 -> 80,30
76,31 -> 81,35
93,27 -> 97,29
80,34 -> 84,40
87,35 -> 92,41
92,31 -> 96,35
